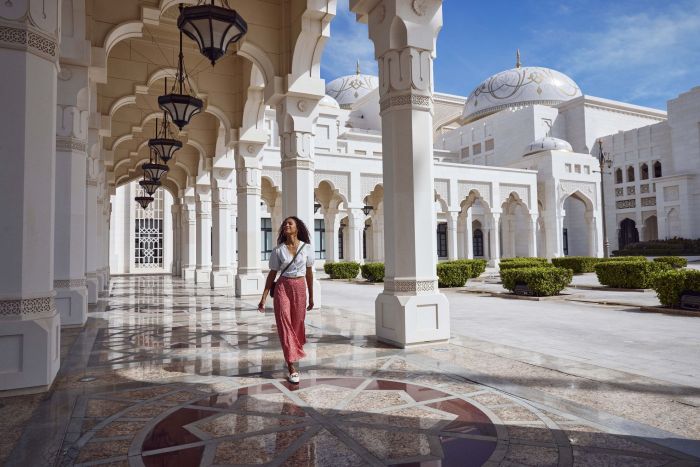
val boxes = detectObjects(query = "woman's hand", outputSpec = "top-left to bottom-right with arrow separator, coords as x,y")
307,300 -> 314,311
258,300 -> 265,313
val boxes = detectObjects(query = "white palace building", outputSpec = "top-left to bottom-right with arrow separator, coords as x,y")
1,0 -> 699,393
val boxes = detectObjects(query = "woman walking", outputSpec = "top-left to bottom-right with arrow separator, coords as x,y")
258,216 -> 314,384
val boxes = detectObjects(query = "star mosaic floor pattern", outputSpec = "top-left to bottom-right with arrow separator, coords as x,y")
3,276 -> 699,466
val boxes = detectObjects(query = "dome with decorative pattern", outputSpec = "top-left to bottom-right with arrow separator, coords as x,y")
325,62 -> 379,109
463,54 -> 582,123
523,136 -> 573,156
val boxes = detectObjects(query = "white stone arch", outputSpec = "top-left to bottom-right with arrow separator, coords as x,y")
241,65 -> 267,137
501,193 -> 530,258
111,134 -> 135,152
434,190 -> 448,213
103,21 -> 144,58
561,191 -> 595,257
289,2 -> 337,82
108,96 -> 138,120
460,189 -> 492,213
116,172 -> 180,198
315,177 -> 350,207
559,189 -> 594,212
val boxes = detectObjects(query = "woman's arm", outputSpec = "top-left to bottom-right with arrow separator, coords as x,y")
305,266 -> 314,310
258,270 -> 277,312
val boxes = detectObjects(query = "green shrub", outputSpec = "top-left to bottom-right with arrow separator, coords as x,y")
449,259 -> 487,278
500,267 -> 573,296
499,258 -> 552,271
360,262 -> 385,282
437,262 -> 471,288
652,269 -> 700,307
653,256 -> 688,269
551,256 -> 600,274
615,238 -> 700,256
594,260 -> 670,289
324,261 -> 360,279
602,256 -> 647,262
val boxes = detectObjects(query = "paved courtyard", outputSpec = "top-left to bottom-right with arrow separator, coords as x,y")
1,275 -> 699,466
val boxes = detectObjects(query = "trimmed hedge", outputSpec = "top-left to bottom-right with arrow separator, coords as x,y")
601,256 -> 647,262
450,259 -> 488,278
551,256 -> 599,274
615,238 -> 700,256
437,262 -> 471,288
594,260 -> 670,289
501,267 -> 573,297
653,256 -> 688,269
500,258 -> 552,271
360,262 -> 385,282
323,261 -> 360,279
652,269 -> 700,307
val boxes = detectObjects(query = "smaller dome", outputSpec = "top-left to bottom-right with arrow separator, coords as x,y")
319,95 -> 340,109
523,136 -> 573,156
325,62 -> 379,109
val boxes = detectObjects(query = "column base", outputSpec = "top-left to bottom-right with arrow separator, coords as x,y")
96,273 -> 104,293
101,268 -> 110,291
0,310 -> 60,392
375,292 -> 450,348
172,262 -> 181,277
182,267 -> 196,281
235,272 -> 265,296
196,268 -> 212,284
86,275 -> 99,304
210,268 -> 234,289
55,285 -> 88,327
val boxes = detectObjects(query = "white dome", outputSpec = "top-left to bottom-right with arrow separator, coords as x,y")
523,136 -> 573,156
326,72 -> 379,109
463,66 -> 582,123
319,94 -> 340,109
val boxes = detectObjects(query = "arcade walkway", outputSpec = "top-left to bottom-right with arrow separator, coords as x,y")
1,276 -> 699,466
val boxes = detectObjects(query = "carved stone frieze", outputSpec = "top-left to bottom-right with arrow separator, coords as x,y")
641,196 -> 656,207
627,186 -> 636,195
615,187 -> 624,197
315,172 -> 350,200
559,181 -> 596,207
379,94 -> 433,112
616,199 -> 636,209
0,296 -> 55,317
384,279 -> 437,294
281,159 -> 314,170
378,47 -> 433,95
361,174 -> 383,197
236,167 -> 261,190
54,279 -> 86,288
501,184 -> 530,206
0,22 -> 57,61
458,182 -> 491,205
56,136 -> 86,153
281,131 -> 313,162
640,184 -> 650,193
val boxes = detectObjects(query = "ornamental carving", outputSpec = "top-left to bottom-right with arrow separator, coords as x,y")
380,94 -> 432,112
281,131 -> 313,161
0,23 -> 57,61
458,182 -> 491,206
640,184 -> 650,193
261,169 -> 282,189
559,181 -> 596,207
627,186 -> 636,195
501,184 -> 529,207
378,47 -> 432,95
54,279 -> 86,288
0,296 -> 55,316
315,172 -> 350,200
56,136 -> 86,153
641,196 -> 656,207
236,167 -> 261,190
56,104 -> 88,139
615,187 -> 624,197
616,199 -> 636,209
412,0 -> 428,16
384,279 -> 437,293
361,174 -> 383,197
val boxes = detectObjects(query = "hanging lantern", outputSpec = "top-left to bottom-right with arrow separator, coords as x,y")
135,195 -> 154,209
142,148 -> 170,182
362,205 -> 374,216
177,1 -> 247,66
139,177 -> 161,196
148,111 -> 182,162
158,30 -> 203,130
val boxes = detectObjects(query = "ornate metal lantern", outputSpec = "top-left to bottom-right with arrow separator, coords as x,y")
135,195 -> 154,209
362,205 -> 374,216
139,174 -> 161,196
148,111 -> 182,162
142,148 -> 170,182
158,31 -> 203,130
177,1 -> 247,66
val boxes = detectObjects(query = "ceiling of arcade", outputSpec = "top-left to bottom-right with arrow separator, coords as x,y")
84,0 -> 314,194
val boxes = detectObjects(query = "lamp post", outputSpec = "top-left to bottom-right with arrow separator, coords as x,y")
597,140 -> 613,258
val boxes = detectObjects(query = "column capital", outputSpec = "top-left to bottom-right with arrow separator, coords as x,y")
0,0 -> 61,63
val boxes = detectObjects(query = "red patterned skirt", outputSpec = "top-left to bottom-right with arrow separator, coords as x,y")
273,276 -> 307,363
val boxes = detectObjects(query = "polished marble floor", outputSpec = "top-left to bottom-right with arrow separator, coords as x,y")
2,276 -> 700,466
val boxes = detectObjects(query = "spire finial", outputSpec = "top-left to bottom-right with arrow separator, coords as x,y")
356,59 -> 361,75
516,49 -> 521,68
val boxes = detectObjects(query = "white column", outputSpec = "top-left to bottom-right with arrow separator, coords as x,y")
229,205 -> 238,270
489,212 -> 501,267
586,213 -> 597,257
347,208 -> 365,263
466,209 -> 474,259
324,208 -> 339,262
457,215 -> 466,259
0,0 -> 61,392
54,69 -> 89,327
95,195 -> 105,291
180,196 -> 197,280
528,213 -> 538,258
352,0 -> 449,347
211,180 -> 234,288
195,187 -> 212,283
447,212 -> 458,260
372,214 -> 385,262
235,145 -> 265,296
171,203 -> 181,276
85,161 -> 99,303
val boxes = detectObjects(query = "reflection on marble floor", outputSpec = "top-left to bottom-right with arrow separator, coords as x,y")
1,276 -> 698,466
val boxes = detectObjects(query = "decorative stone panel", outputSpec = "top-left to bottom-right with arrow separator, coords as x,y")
458,182 -> 491,205
641,197 -> 657,207
640,184 -> 649,193
0,296 -> 55,317
361,174 -> 383,197
615,187 -> 624,197
384,279 -> 437,294
627,186 -> 636,195
663,186 -> 680,202
0,23 -> 57,61
501,184 -> 529,207
434,179 -> 449,204
56,136 -> 86,152
315,172 -> 350,200
54,279 -> 87,288
616,199 -> 636,209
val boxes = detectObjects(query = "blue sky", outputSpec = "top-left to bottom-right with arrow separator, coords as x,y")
321,0 -> 700,110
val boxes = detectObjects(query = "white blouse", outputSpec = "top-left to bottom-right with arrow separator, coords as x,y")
269,242 -> 314,278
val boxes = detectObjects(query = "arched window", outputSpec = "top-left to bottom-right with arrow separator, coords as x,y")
627,166 -> 635,182
473,229 -> 484,257
615,168 -> 623,184
640,163 -> 649,180
437,223 -> 448,258
653,161 -> 662,178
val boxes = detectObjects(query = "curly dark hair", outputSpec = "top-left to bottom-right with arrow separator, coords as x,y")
277,216 -> 312,245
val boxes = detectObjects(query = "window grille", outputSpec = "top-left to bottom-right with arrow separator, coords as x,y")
437,223 -> 448,258
134,186 -> 164,269
261,218 -> 273,260
473,229 -> 484,257
315,219 -> 326,259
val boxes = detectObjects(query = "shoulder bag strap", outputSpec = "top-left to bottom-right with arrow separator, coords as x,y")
278,242 -> 305,277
